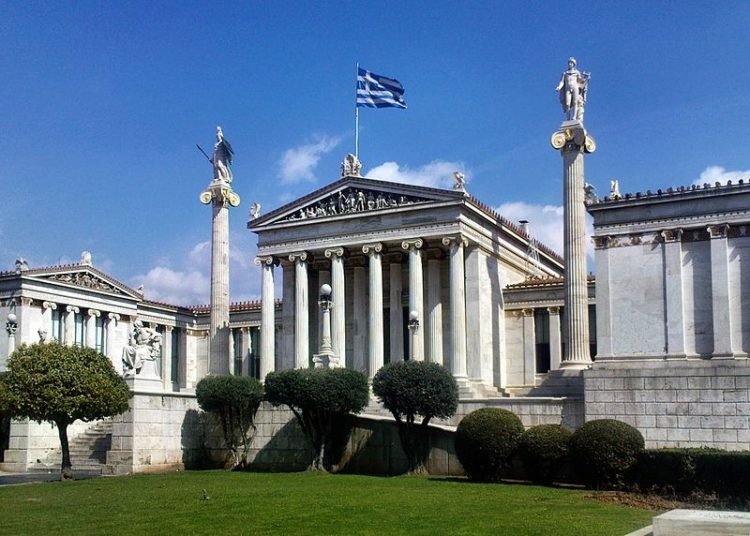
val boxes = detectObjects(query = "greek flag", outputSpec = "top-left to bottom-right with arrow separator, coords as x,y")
356,68 -> 407,109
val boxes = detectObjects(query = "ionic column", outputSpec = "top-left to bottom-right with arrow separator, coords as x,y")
388,256 -> 404,362
551,121 -> 595,368
325,248 -> 346,367
86,309 -> 100,349
107,313 -> 121,372
521,308 -> 536,385
163,325 -> 173,389
363,243 -> 384,378
402,239 -> 424,361
17,297 -> 33,343
442,236 -> 468,378
256,256 -> 277,378
662,229 -> 686,357
426,256 -> 443,365
290,252 -> 309,368
64,305 -> 79,346
708,225 -> 734,357
548,307 -> 562,371
41,301 -> 57,341
352,262 -> 368,373
240,327 -> 251,376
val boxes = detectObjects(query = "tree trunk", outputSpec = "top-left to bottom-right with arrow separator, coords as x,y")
56,421 -> 73,481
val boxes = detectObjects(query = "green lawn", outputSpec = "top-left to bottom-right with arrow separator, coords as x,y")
0,471 -> 655,535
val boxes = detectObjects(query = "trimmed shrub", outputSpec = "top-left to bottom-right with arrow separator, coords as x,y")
570,419 -> 644,489
265,367 -> 369,471
455,408 -> 524,482
636,448 -> 750,500
518,424 -> 572,483
372,361 -> 458,474
196,375 -> 264,469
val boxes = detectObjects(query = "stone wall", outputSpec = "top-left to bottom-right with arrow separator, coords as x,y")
585,360 -> 750,450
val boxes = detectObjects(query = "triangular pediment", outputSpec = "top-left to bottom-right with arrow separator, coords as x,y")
250,176 -> 464,228
24,265 -> 142,300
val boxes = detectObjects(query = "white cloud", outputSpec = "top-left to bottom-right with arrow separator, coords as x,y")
693,166 -> 750,186
495,201 -> 594,260
366,160 -> 467,189
131,266 -> 210,306
278,135 -> 340,184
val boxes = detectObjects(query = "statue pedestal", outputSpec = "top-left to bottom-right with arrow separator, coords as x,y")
126,375 -> 163,394
313,351 -> 340,369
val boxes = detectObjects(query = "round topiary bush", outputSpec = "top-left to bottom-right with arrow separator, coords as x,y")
455,408 -> 524,482
518,424 -> 572,483
570,419 -> 645,489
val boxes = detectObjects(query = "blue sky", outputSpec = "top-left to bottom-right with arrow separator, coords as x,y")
2,1 -> 750,304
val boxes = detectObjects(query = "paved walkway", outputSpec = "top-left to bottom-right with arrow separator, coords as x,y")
0,470 -> 102,487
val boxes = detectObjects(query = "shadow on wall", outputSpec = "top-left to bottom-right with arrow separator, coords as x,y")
180,409 -> 229,469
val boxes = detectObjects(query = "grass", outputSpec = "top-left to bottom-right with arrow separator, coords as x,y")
0,471 -> 655,535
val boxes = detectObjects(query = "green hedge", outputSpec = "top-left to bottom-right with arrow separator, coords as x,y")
455,408 -> 524,482
636,448 -> 750,499
518,424 -> 571,484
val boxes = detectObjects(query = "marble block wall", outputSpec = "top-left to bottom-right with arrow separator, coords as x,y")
585,360 -> 750,450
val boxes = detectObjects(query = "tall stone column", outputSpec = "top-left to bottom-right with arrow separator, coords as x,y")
256,255 -> 276,379
64,305 -> 79,346
551,120 -> 596,368
41,301 -> 57,341
162,325 -> 173,389
442,237 -> 467,378
662,229 -> 687,357
402,239 -> 424,361
325,248 -> 346,367
86,309 -> 100,349
521,308 -> 536,385
352,263 -> 368,373
199,179 -> 240,377
290,252 -> 309,368
547,307 -> 562,371
708,224 -> 734,357
389,256 -> 404,362
363,243 -> 384,378
426,256 -> 443,365
240,327 -> 251,376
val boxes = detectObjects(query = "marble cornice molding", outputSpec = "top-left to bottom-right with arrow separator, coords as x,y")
594,210 -> 750,236
323,247 -> 345,259
288,251 -> 308,263
87,308 -> 101,317
254,255 -> 279,267
361,242 -> 383,255
401,238 -> 424,251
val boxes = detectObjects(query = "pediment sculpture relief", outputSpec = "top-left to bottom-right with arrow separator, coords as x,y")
47,272 -> 124,295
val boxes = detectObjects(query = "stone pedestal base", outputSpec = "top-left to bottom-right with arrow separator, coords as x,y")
126,375 -> 163,394
313,351 -> 339,369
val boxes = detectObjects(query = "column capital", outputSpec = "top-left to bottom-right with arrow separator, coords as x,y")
324,247 -> 345,258
19,297 -> 33,306
65,305 -> 80,314
661,229 -> 683,243
547,306 -> 561,315
362,242 -> 383,255
255,255 -> 278,266
441,235 -> 468,249
42,301 -> 58,310
107,312 -> 121,323
87,308 -> 101,318
707,224 -> 730,239
521,308 -> 535,317
592,235 -> 617,249
289,251 -> 308,263
401,238 -> 424,251
164,325 -> 174,333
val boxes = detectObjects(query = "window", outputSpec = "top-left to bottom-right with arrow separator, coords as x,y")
233,329 -> 243,375
50,307 -> 62,341
534,309 -> 551,373
170,328 -> 180,383
73,311 -> 85,347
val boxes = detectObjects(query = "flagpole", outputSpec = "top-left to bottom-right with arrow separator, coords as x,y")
355,62 -> 360,159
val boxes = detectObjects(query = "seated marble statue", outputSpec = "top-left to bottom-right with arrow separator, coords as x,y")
122,320 -> 162,376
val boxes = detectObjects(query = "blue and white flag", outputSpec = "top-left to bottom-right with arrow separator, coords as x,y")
356,68 -> 407,109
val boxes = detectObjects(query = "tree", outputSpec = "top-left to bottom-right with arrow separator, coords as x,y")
372,361 -> 458,474
196,375 -> 264,469
264,368 -> 369,471
0,342 -> 130,480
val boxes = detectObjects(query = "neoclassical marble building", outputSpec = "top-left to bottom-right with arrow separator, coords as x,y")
249,169 -> 566,396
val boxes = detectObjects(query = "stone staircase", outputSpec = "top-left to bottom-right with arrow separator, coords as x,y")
29,420 -> 113,474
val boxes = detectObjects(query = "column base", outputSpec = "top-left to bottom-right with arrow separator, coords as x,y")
313,352 -> 340,369
559,360 -> 593,370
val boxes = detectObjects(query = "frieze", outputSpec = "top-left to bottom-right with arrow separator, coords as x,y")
279,187 -> 429,223
46,272 -> 124,295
